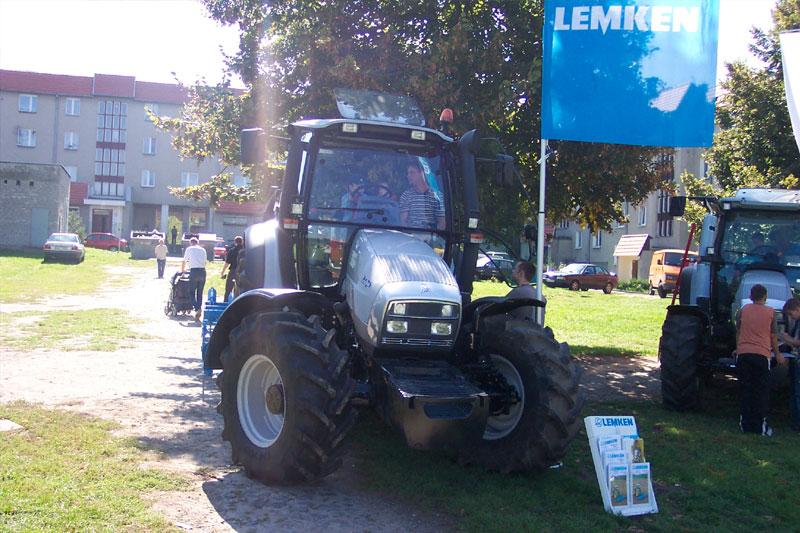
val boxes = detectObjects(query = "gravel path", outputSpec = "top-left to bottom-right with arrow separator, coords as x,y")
0,259 -> 661,531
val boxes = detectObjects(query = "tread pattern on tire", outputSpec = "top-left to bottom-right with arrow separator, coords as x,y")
461,317 -> 585,473
219,311 -> 357,484
659,313 -> 703,411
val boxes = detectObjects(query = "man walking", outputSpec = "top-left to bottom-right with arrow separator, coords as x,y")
181,237 -> 207,321
220,236 -> 244,302
154,239 -> 168,279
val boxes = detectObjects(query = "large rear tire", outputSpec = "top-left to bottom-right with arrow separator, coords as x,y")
461,317 -> 584,473
659,313 -> 704,411
220,311 -> 356,484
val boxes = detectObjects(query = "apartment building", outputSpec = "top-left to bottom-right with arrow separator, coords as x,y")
550,147 -> 706,281
0,69 -> 262,241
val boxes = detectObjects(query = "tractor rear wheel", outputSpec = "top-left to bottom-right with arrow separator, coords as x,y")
659,313 -> 704,411
220,311 -> 356,484
658,284 -> 668,299
461,317 -> 584,473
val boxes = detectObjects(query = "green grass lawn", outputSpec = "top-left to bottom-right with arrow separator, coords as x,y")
0,402 -> 185,531
355,391 -> 800,532
0,248 -> 149,304
473,280 -> 670,357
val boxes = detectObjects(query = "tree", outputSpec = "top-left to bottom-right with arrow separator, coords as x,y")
160,0 -> 663,231
706,0 -> 800,192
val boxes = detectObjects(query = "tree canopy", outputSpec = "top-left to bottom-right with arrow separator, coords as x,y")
704,0 -> 800,194
159,0 -> 666,233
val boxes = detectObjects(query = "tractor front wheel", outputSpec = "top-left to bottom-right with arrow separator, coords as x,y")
461,317 -> 584,473
220,311 -> 356,484
659,313 -> 704,411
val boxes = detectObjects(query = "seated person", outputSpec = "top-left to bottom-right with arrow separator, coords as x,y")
506,261 -> 546,322
399,160 -> 445,230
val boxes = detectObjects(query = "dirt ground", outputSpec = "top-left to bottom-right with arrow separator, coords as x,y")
0,259 -> 661,531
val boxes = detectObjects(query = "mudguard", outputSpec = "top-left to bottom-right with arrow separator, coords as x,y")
203,289 -> 334,369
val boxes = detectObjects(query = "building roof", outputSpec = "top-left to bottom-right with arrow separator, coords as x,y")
0,69 -> 187,104
216,200 -> 266,215
613,233 -> 650,257
69,181 -> 88,206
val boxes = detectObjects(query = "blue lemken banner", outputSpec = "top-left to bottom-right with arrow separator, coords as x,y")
541,0 -> 720,147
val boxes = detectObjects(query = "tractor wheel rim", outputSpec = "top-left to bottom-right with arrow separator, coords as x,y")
238,354 -> 285,448
484,354 -> 525,440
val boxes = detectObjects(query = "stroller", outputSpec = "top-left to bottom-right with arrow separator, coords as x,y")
164,271 -> 194,317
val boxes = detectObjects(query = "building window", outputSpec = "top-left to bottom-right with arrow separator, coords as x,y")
232,174 -> 250,187
592,232 -> 602,248
96,99 -> 127,148
65,98 -> 80,116
559,220 -> 570,230
141,170 -> 155,188
64,131 -> 79,150
657,190 -> 674,237
64,166 -> 78,181
618,202 -> 629,228
181,171 -> 199,187
574,231 -> 582,249
144,103 -> 159,120
143,137 -> 157,155
18,94 -> 37,113
94,147 -> 126,178
638,205 -> 647,226
16,128 -> 36,147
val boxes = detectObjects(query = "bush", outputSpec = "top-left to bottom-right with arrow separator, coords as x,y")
617,278 -> 650,293
68,211 -> 86,241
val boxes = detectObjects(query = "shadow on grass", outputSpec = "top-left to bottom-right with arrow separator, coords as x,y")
569,344 -> 644,358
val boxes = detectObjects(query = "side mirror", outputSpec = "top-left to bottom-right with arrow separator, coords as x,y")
241,128 -> 266,166
524,224 -> 537,241
668,196 -> 686,217
495,154 -> 515,187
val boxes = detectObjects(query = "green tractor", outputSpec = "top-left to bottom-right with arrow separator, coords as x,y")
660,189 -> 800,410
204,90 -> 584,483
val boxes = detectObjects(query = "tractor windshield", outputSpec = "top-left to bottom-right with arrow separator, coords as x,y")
714,210 -> 800,318
304,142 -> 449,288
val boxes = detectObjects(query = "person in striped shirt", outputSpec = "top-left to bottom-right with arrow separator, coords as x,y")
399,160 -> 445,230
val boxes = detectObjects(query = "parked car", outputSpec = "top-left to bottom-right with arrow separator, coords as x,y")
43,233 -> 85,263
486,251 -> 511,261
214,239 -> 232,260
543,263 -> 617,294
648,249 -> 698,298
84,232 -> 129,252
475,256 -> 515,281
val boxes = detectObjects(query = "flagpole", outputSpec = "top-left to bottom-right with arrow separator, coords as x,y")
536,138 -> 548,325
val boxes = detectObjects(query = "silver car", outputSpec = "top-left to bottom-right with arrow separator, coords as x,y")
43,233 -> 85,263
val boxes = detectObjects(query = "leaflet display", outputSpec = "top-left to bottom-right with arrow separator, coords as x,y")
585,415 -> 658,516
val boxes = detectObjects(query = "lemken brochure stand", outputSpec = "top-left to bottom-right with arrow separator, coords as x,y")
585,415 -> 658,516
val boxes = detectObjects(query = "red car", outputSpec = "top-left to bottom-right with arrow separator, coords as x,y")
214,240 -> 228,260
543,263 -> 618,294
84,232 -> 129,252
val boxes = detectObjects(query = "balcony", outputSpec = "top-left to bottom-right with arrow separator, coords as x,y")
86,181 -> 128,205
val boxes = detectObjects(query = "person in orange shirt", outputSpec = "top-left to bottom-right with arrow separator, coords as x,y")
736,284 -> 786,435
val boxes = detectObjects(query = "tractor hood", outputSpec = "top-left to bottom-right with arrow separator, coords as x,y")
343,229 -> 461,354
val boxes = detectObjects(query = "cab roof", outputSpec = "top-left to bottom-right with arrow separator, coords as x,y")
721,188 -> 800,210
291,118 -> 453,143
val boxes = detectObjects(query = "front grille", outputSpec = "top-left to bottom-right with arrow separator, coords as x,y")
383,338 -> 453,348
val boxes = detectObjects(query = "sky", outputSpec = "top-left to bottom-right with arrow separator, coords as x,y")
0,0 -> 781,87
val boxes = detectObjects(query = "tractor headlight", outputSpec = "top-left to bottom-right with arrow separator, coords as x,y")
386,320 -> 409,334
391,302 -> 407,315
431,322 -> 452,335
440,304 -> 456,317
